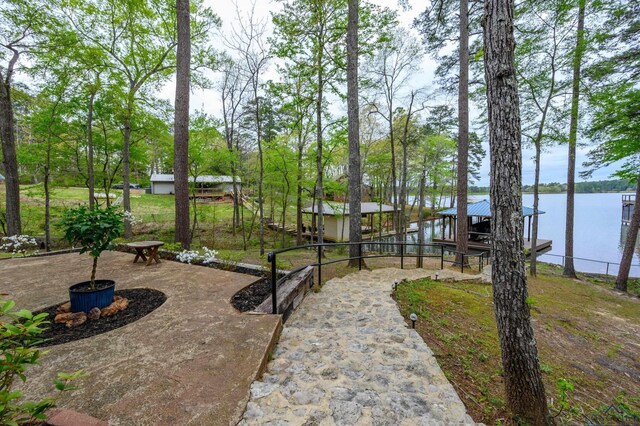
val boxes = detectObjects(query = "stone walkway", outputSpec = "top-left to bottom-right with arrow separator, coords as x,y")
241,268 -> 478,425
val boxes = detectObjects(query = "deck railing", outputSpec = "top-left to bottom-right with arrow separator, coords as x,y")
267,242 -> 486,314
536,252 -> 640,280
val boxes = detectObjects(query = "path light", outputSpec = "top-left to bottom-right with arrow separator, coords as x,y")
394,279 -> 399,291
435,274 -> 439,281
409,313 -> 417,329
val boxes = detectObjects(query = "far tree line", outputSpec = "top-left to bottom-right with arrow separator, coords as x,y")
470,179 -> 638,194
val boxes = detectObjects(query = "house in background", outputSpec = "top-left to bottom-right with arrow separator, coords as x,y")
150,174 -> 241,196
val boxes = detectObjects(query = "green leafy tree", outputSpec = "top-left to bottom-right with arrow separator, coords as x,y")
0,0 -> 56,235
583,0 -> 640,291
516,0 -> 572,276
59,206 -> 124,288
61,0 -> 220,238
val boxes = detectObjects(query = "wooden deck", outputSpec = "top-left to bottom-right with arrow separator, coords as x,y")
432,237 -> 552,252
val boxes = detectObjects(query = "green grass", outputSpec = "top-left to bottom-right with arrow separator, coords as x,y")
394,274 -> 640,425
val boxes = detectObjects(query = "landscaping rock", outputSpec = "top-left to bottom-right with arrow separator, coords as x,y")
240,268 -> 477,425
87,307 -> 101,321
100,295 -> 128,317
54,312 -> 87,328
56,302 -> 71,314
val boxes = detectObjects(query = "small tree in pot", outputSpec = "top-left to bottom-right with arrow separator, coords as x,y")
60,206 -> 125,313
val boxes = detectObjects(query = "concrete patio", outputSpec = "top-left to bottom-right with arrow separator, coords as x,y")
0,251 -> 282,426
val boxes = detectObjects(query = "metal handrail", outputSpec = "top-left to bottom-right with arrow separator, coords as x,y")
267,241 -> 487,314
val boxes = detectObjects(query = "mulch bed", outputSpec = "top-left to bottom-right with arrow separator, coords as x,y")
231,278 -> 271,312
33,288 -> 166,347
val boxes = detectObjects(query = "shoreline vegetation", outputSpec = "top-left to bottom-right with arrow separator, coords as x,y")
470,179 -> 637,194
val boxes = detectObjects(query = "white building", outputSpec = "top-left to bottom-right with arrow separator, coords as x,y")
302,202 -> 396,242
150,174 -> 241,195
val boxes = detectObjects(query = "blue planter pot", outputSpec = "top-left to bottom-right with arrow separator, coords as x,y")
69,280 -> 116,313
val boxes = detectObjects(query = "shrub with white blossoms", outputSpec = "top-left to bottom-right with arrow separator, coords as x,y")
122,210 -> 139,226
175,247 -> 218,265
176,249 -> 201,264
0,235 -> 39,257
202,247 -> 219,265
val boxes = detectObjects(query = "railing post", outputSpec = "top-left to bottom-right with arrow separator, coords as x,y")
440,245 -> 444,270
358,242 -> 362,271
480,252 -> 483,272
317,244 -> 322,287
400,243 -> 404,269
268,252 -> 277,314
461,255 -> 464,273
606,262 -> 610,279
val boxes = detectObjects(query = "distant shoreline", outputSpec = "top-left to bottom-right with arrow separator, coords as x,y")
468,191 -> 636,195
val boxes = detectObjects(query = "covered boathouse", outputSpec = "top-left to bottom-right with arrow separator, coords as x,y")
433,199 -> 552,252
302,202 -> 397,242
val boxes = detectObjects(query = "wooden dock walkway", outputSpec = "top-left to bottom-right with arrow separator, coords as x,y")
432,237 -> 552,252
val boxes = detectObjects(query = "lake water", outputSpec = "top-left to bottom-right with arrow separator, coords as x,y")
388,192 -> 640,277
522,192 -> 640,277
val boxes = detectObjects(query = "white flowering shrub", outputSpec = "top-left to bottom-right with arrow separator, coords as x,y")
122,210 -> 139,226
176,249 -> 201,264
202,247 -> 219,265
0,235 -> 39,257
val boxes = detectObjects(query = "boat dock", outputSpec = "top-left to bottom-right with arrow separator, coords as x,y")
622,194 -> 635,225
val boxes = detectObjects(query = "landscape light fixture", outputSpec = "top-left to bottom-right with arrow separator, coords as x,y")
435,274 -> 439,281
409,313 -> 417,329
394,279 -> 399,291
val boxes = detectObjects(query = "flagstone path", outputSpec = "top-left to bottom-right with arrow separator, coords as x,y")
241,267 -> 479,425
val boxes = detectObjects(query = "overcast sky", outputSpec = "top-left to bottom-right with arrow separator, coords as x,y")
157,0 -> 622,187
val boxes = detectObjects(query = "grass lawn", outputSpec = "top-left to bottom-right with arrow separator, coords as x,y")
394,270 -> 640,425
1,184 -> 293,251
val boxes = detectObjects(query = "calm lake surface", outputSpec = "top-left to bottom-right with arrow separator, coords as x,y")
522,192 -> 639,277
395,192 -> 640,277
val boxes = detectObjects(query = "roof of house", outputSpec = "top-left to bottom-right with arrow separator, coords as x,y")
438,199 -> 544,217
303,202 -> 396,216
150,174 -> 241,183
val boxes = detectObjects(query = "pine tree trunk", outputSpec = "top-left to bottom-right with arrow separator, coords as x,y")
483,0 -> 552,423
530,142 -> 541,277
316,61 -> 324,248
296,136 -> 304,246
0,67 -> 21,236
616,176 -> 640,292
87,90 -> 96,210
256,93 -> 265,256
416,157 -> 427,268
44,141 -> 51,252
122,99 -> 133,239
174,0 -> 191,249
347,0 -> 362,267
563,0 -> 586,279
456,0 -> 469,265
530,47 -> 557,278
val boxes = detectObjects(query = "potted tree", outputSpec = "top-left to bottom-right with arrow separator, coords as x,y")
60,206 -> 124,313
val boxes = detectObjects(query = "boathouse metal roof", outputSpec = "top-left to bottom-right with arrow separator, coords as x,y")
437,199 -> 544,217
303,202 -> 396,216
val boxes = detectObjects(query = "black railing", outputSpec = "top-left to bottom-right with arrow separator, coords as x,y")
267,241 -> 486,314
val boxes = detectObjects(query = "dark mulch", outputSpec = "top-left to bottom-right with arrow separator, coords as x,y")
33,288 -> 167,347
231,278 -> 271,312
